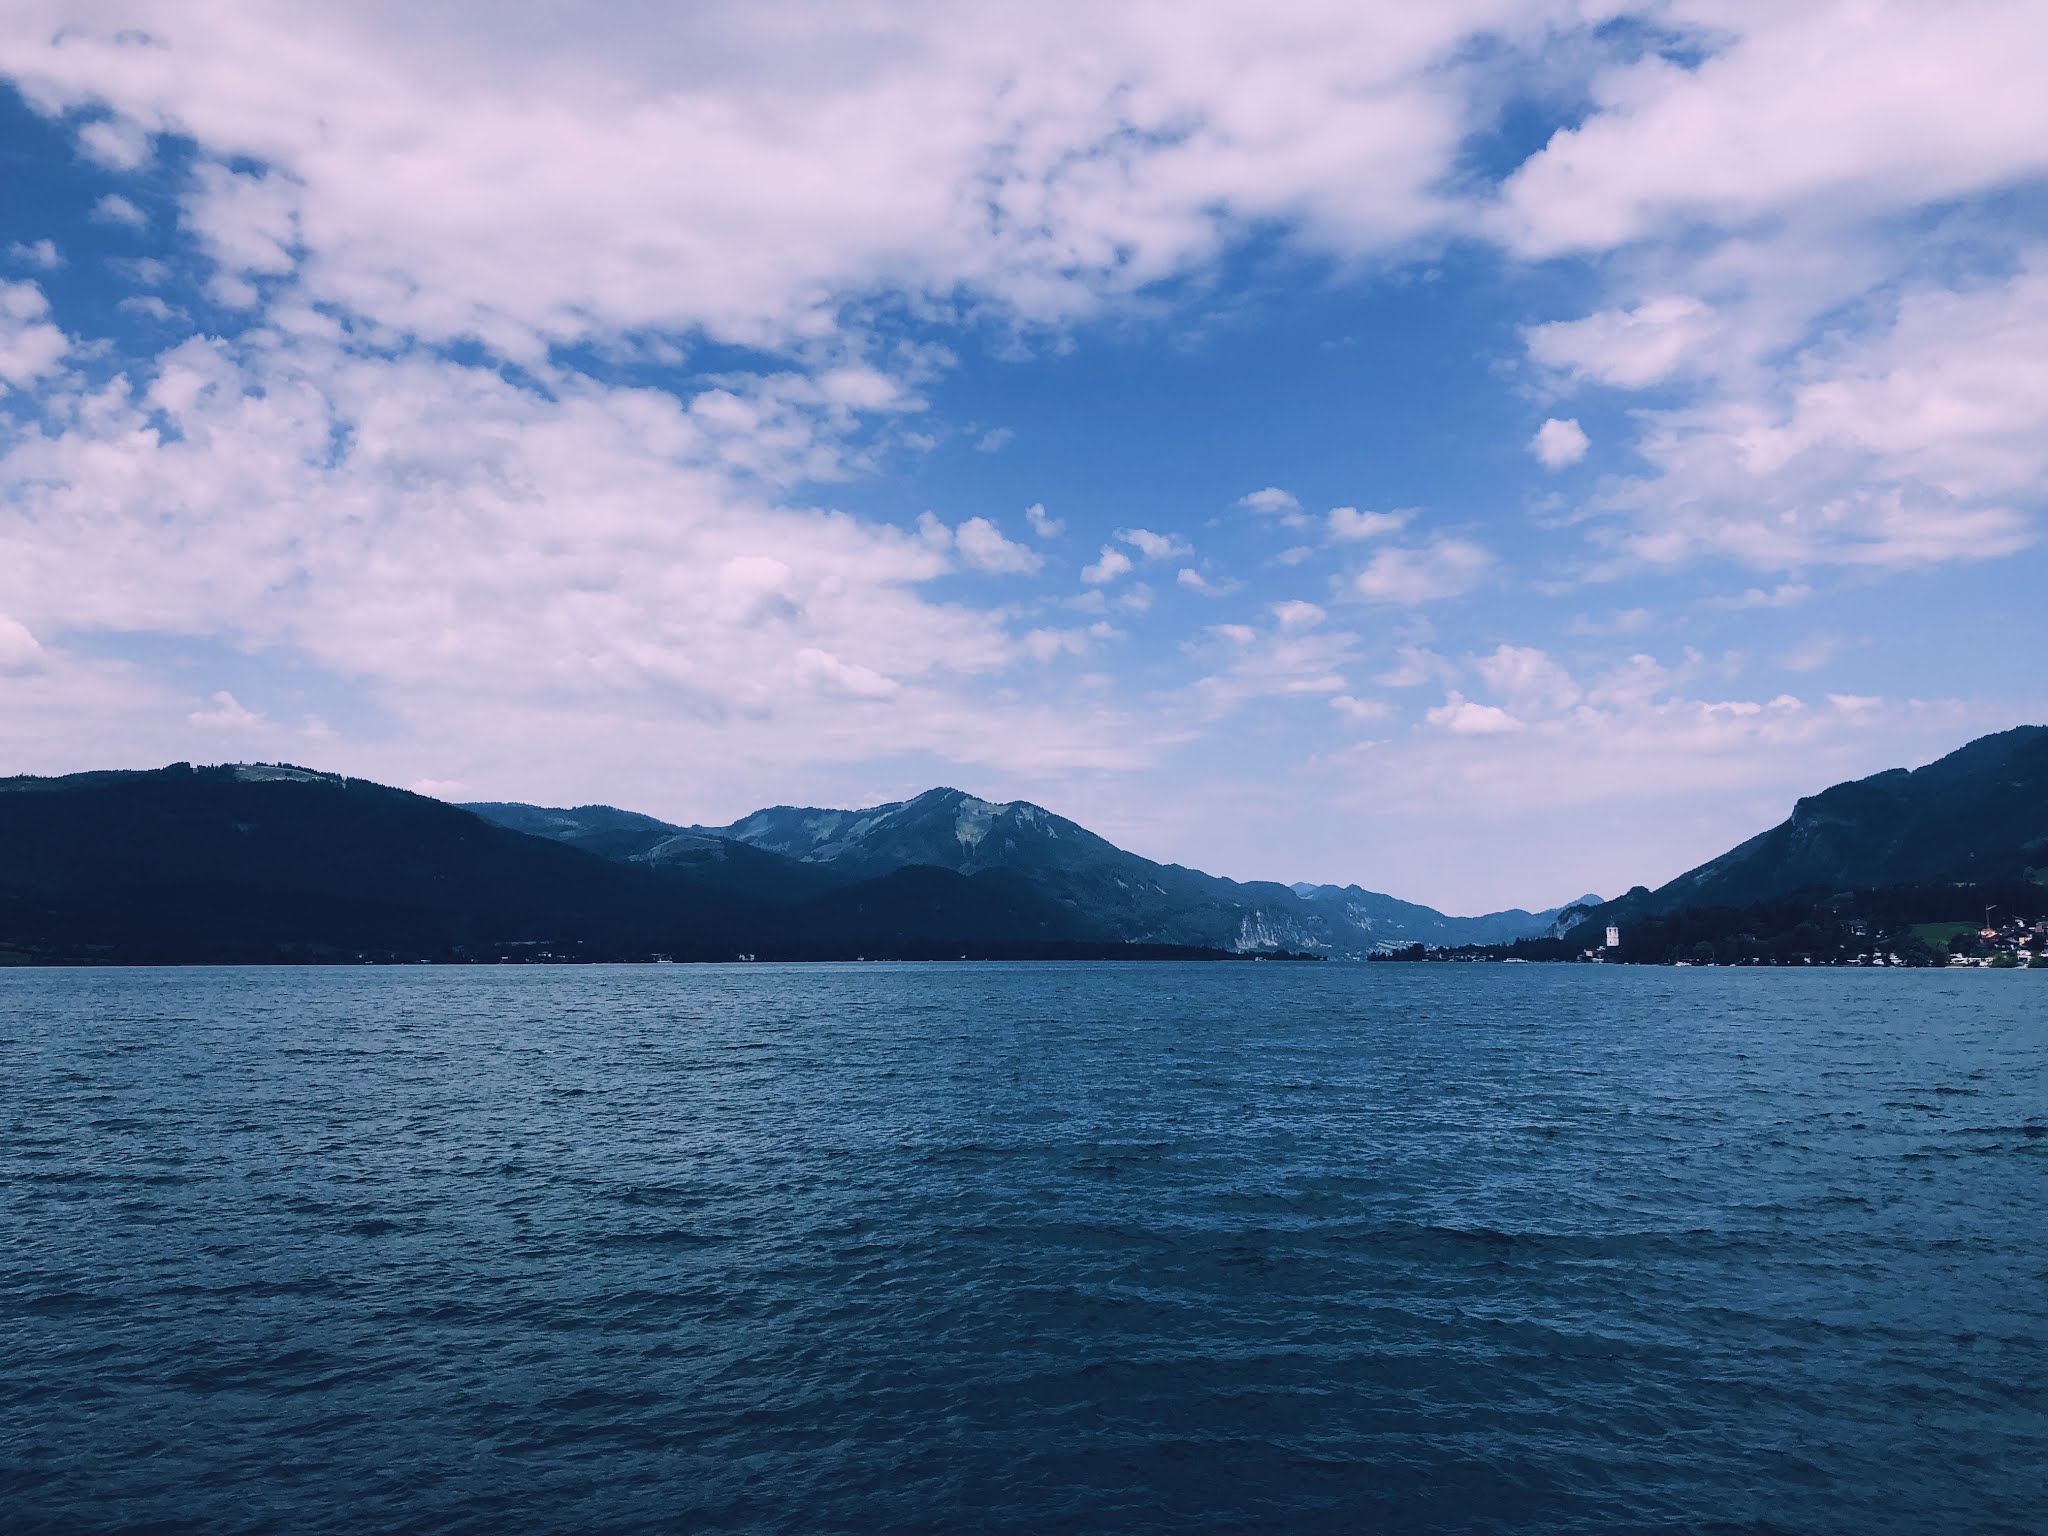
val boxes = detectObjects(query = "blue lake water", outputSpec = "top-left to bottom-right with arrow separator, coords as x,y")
3,962 -> 2044,1534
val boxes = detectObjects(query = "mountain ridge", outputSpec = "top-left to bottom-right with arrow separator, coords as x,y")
1557,724 -> 2048,943
0,763 -> 1245,964
469,783 -> 1593,954
12,722 -> 2038,966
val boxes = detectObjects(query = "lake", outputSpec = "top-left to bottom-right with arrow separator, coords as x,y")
3,963 -> 2043,1533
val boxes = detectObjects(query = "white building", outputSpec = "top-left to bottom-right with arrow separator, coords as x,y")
1605,925 -> 1621,949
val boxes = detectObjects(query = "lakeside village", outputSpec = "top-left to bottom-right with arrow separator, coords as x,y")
1576,914 -> 2048,969
1372,902 -> 2048,969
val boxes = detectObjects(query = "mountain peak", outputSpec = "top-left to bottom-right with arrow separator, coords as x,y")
906,785 -> 1023,817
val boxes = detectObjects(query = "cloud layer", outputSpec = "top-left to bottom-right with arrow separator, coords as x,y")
0,1 -> 2043,909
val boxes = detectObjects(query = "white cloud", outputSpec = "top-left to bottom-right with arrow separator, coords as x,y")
1023,626 -> 1093,662
1351,537 -> 1492,604
1493,9 -> 2048,591
1376,644 -> 1456,688
78,115 -> 153,171
0,3 -> 1569,355
793,647 -> 900,700
0,282 -> 69,390
1271,599 -> 1325,630
8,239 -> 61,271
1403,646 -> 1916,795
1236,486 -> 1300,516
207,271 -> 260,311
1024,502 -> 1064,539
1497,4 -> 2048,260
1472,644 -> 1580,714
1,1 -> 2042,910
1176,568 -> 1240,597
1117,526 -> 1193,561
1186,614 -> 1360,717
682,367 -> 928,486
1080,545 -> 1134,585
188,690 -> 265,729
1387,659 -> 1905,804
1710,583 -> 1810,611
1326,505 -> 1409,540
0,614 -> 44,673
91,193 -> 146,228
110,256 -> 171,286
1530,416 -> 1589,469
953,515 -> 1044,575
1329,694 -> 1391,724
816,365 -> 906,411
1425,692 -> 1524,735
1598,255 -> 2048,572
1525,295 -> 1719,390
117,295 -> 182,323
974,427 -> 1014,453
0,328 -> 1176,804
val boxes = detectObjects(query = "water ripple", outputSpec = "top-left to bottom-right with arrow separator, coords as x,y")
2,962 -> 2044,1534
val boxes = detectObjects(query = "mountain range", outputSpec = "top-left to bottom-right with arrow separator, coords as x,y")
2,723 -> 2041,965
465,788 -> 1594,956
0,766 -> 1584,964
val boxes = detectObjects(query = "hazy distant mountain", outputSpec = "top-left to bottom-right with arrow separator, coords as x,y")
476,785 -> 1586,955
1565,724 -> 2048,938
1289,882 -> 1605,949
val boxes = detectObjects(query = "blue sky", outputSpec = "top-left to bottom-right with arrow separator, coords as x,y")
2,2 -> 2044,911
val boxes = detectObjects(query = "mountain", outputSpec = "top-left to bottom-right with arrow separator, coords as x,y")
694,788 -> 1595,952
473,786 -> 1586,955
0,763 -> 734,963
1564,725 -> 2048,939
20,728 -> 2038,967
0,764 -> 1254,964
461,800 -> 841,901
1289,882 -> 1603,949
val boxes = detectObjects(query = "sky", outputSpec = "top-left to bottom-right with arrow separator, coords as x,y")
1,1 -> 2045,913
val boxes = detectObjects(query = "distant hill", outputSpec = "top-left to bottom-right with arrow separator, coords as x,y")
472,785 -> 1588,955
1562,725 -> 2048,941
1289,881 -> 1602,950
